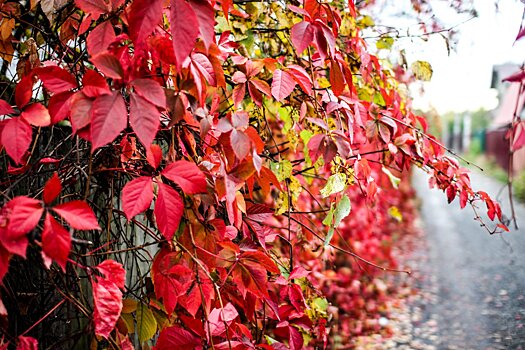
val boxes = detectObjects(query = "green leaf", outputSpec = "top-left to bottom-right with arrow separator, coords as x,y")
271,160 -> 293,182
136,303 -> 157,343
333,195 -> 351,226
324,227 -> 334,247
322,203 -> 335,226
411,60 -> 433,81
376,36 -> 394,50
320,173 -> 346,198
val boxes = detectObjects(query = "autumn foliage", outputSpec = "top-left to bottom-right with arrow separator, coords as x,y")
0,0 -> 507,348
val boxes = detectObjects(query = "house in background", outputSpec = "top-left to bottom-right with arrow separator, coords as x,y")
485,64 -> 525,175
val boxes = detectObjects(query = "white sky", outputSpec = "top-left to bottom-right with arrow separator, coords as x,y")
367,0 -> 525,114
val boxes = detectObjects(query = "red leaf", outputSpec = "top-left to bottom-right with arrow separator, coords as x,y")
191,53 -> 217,86
82,69 -> 110,98
43,172 -> 62,204
92,274 -> 123,338
232,83 -> 246,108
131,79 -> 166,108
291,21 -> 314,53
170,0 -> 199,71
1,118 -> 32,164
52,200 -> 101,230
128,0 -> 163,44
16,336 -> 38,350
21,103 -> 51,127
189,0 -> 215,48
230,129 -> 251,160
147,144 -> 163,168
3,197 -> 43,257
91,52 -> 124,79
161,160 -> 207,194
129,93 -> 160,148
502,69 -> 525,83
90,91 -> 127,151
155,326 -> 201,350
0,99 -> 14,115
271,69 -> 296,101
15,76 -> 33,109
122,176 -> 154,219
87,21 -> 116,55
35,66 -> 77,93
329,59 -> 345,96
287,64 -> 313,95
75,0 -> 111,18
512,120 -> 525,151
154,183 -> 184,240
0,243 -> 11,282
178,271 -> 214,317
48,91 -> 74,124
151,249 -> 193,315
96,259 -> 126,289
41,213 -> 71,272
70,92 -> 93,132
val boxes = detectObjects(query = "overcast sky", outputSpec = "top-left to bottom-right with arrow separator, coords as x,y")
367,0 -> 525,114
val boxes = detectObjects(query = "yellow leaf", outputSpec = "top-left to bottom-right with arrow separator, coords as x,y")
388,206 -> 403,222
411,60 -> 433,81
136,303 -> 157,343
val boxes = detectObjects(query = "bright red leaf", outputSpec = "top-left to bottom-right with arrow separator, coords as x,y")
48,91 -> 74,124
21,103 -> 51,127
75,0 -> 111,18
0,99 -> 13,115
16,336 -> 38,350
3,197 -> 43,257
96,259 -> 126,289
161,160 -> 207,194
128,0 -> 163,44
170,0 -> 199,71
154,183 -> 184,240
15,76 -> 33,109
155,325 -> 202,350
291,21 -> 314,53
122,176 -> 154,219
82,69 -> 110,98
1,117 -> 32,164
92,273 -> 123,338
86,21 -> 116,55
43,172 -> 62,204
90,91 -> 127,151
52,200 -> 101,230
151,249 -> 193,315
131,79 -> 166,108
129,93 -> 160,148
35,66 -> 77,94
90,52 -> 124,79
41,213 -> 71,272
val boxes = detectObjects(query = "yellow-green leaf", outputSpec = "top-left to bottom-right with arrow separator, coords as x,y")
320,173 -> 346,198
411,60 -> 433,81
333,194 -> 351,226
376,36 -> 394,50
388,206 -> 403,222
136,303 -> 157,343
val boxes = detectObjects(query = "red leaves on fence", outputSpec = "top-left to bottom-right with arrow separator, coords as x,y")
151,249 -> 193,315
90,91 -> 127,150
162,160 -> 207,194
154,183 -> 184,240
92,260 -> 126,338
155,325 -> 202,350
122,176 -> 154,219
128,0 -> 163,44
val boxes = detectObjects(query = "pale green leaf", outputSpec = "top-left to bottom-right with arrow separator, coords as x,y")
320,173 -> 346,198
333,195 -> 351,227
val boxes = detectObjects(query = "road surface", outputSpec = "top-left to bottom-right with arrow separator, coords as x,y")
410,168 -> 525,350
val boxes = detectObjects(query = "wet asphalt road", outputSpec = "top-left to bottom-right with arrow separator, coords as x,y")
413,169 -> 525,350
